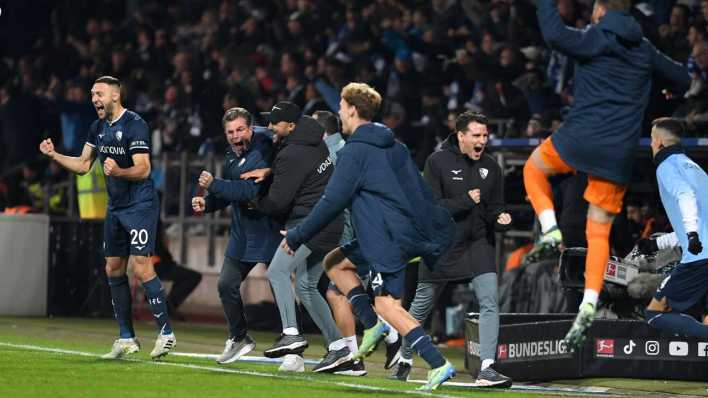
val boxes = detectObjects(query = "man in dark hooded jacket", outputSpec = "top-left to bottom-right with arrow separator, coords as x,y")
522,0 -> 691,349
283,83 -> 457,391
391,111 -> 512,387
242,101 -> 348,373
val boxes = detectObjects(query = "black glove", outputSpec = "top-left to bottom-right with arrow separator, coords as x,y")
687,232 -> 703,255
636,238 -> 658,255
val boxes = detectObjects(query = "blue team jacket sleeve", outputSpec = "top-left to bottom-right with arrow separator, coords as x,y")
127,118 -> 151,155
649,40 -> 691,92
208,146 -> 269,202
204,195 -> 229,213
286,148 -> 363,250
537,0 -> 604,61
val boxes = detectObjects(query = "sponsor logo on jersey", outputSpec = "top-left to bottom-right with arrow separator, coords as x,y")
129,140 -> 147,148
99,146 -> 127,155
451,169 -> 462,175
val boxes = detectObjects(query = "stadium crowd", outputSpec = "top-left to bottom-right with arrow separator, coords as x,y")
3,0 -> 708,173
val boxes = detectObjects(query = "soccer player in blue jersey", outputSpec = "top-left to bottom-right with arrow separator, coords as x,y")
39,76 -> 176,359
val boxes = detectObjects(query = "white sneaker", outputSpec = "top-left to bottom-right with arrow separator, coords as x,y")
278,354 -> 305,372
102,338 -> 140,359
150,333 -> 176,359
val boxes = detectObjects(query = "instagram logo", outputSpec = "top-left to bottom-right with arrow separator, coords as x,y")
645,341 -> 660,356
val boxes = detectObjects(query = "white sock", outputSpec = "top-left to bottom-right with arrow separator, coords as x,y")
283,327 -> 299,336
328,338 -> 347,351
481,359 -> 494,370
381,318 -> 399,344
538,210 -> 558,233
580,289 -> 599,308
398,357 -> 413,366
343,335 -> 358,354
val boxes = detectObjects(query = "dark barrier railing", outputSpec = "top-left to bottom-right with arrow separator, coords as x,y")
47,218 -> 111,317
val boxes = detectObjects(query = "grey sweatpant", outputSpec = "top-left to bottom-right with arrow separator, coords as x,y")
402,272 -> 499,362
267,241 -> 341,345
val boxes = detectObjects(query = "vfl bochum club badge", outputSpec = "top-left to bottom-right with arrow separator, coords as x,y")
115,131 -> 123,141
479,168 -> 488,179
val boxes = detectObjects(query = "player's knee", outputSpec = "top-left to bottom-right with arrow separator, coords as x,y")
587,205 -> 615,225
326,287 -> 341,303
131,257 -> 156,282
296,276 -> 316,298
266,264 -> 285,282
217,273 -> 240,297
104,258 -> 126,277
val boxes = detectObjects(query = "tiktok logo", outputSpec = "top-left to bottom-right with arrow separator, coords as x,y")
623,340 -> 636,355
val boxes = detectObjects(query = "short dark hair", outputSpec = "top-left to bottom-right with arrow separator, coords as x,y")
94,75 -> 121,88
455,111 -> 488,133
313,110 -> 340,135
222,107 -> 253,127
652,117 -> 684,137
595,0 -> 631,12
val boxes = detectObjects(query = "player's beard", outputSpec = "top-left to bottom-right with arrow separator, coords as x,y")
104,102 -> 115,121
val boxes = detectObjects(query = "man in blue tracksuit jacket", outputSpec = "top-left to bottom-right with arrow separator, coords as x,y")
283,82 -> 456,391
522,0 -> 691,348
643,118 -> 708,338
192,107 -> 281,364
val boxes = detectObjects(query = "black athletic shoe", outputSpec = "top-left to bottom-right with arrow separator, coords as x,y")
476,366 -> 512,388
384,336 -> 402,369
313,347 -> 353,373
263,334 -> 308,358
388,361 -> 411,381
332,359 -> 367,376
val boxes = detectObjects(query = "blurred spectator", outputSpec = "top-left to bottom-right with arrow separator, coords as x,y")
657,4 -> 691,62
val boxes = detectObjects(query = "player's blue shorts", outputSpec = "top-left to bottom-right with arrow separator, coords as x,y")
340,239 -> 405,299
654,258 -> 708,312
104,200 -> 159,257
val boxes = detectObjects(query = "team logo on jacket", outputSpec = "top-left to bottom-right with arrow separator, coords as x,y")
115,131 -> 123,141
479,168 -> 488,179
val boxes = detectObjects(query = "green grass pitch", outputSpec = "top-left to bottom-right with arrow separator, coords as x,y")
0,317 -> 705,398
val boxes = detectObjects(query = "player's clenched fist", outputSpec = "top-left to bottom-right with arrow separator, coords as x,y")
198,170 -> 214,189
104,157 -> 119,176
39,139 -> 55,158
192,196 -> 206,213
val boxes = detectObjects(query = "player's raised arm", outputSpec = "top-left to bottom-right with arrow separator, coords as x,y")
39,139 -> 96,175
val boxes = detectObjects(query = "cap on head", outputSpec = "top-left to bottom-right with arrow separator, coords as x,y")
268,101 -> 302,124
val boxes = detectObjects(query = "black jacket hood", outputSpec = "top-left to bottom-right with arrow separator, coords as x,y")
283,115 -> 325,146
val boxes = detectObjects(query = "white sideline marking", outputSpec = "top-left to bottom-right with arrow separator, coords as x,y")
171,351 -> 320,366
0,342 -> 461,398
408,379 -> 610,394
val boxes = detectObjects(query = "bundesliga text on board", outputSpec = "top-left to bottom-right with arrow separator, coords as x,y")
495,339 -> 571,362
